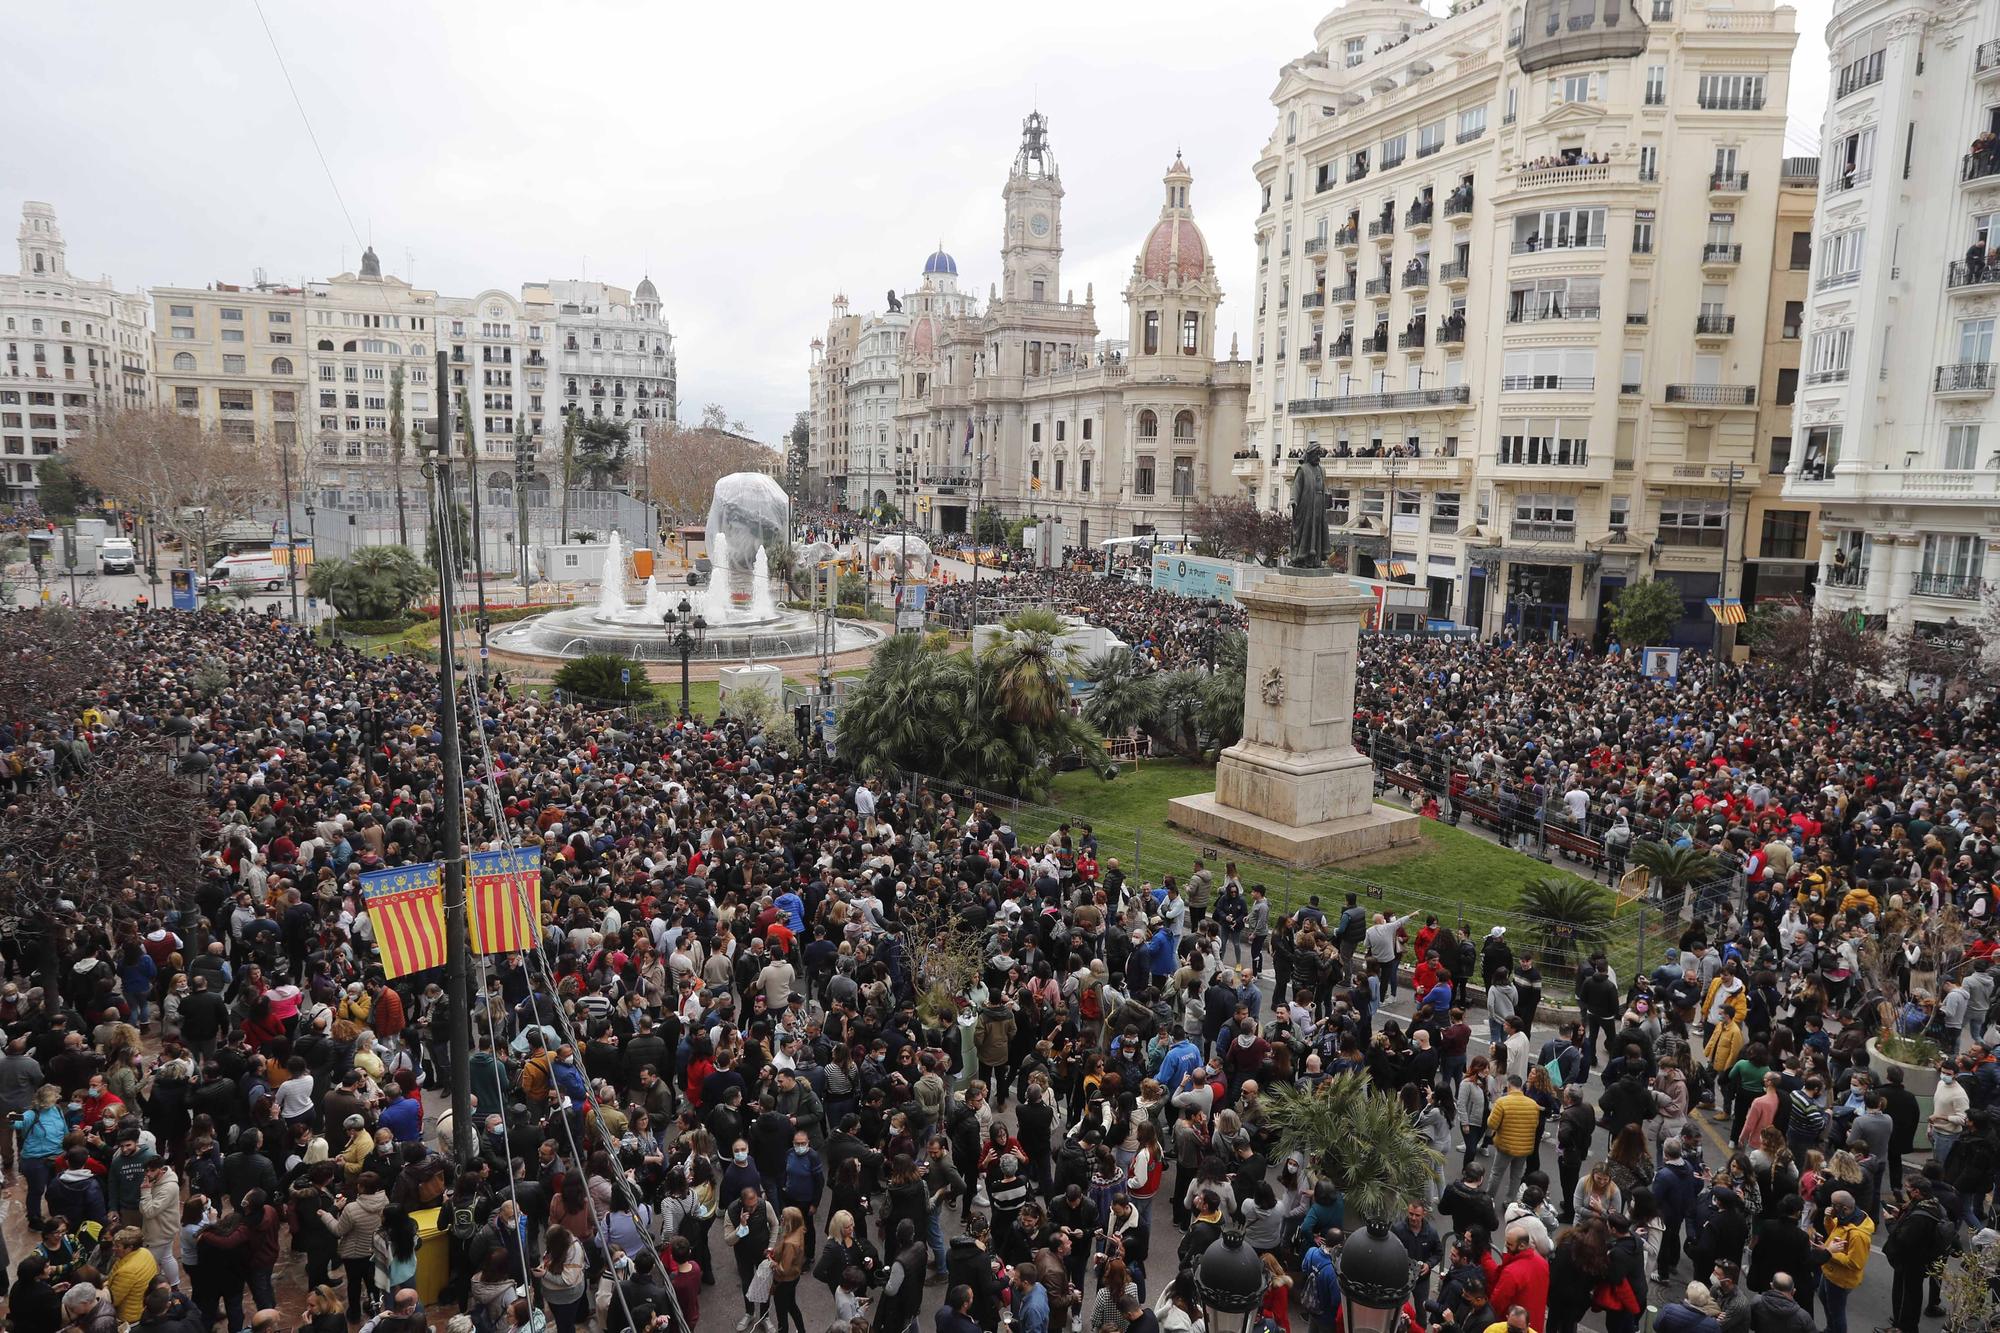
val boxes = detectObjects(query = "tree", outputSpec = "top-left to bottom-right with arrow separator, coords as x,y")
1264,1072 -> 1441,1225
973,507 -> 1008,547
553,654 -> 649,702
0,606 -> 114,725
789,411 -> 810,451
980,608 -> 1078,728
1192,496 -> 1291,565
700,402 -> 748,434
1146,670 -> 1210,758
1515,875 -> 1613,973
575,417 -> 632,488
389,367 -> 410,547
1892,607 -> 2000,709
1627,840 -> 1724,917
1743,604 -> 1887,700
67,407 -> 273,563
426,501 -> 472,581
33,453 -> 95,518
643,417 -> 784,525
1080,650 -> 1159,738
1609,578 -> 1685,648
308,545 -> 431,621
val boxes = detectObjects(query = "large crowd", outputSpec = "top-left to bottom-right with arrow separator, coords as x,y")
0,585 -> 1994,1333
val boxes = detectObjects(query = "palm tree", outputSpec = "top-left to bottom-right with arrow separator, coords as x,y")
838,634 -> 965,779
1515,875 -> 1613,973
1080,650 -> 1158,738
308,544 -> 431,622
1628,840 -> 1724,915
1264,1072 -> 1441,1225
979,609 -> 1079,728
1147,670 -> 1209,758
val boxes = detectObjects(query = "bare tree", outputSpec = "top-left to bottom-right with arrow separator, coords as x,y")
644,417 -> 783,525
68,407 -> 274,563
0,606 -> 114,725
1192,496 -> 1291,565
1743,603 -> 1888,701
1889,591 -> 2000,710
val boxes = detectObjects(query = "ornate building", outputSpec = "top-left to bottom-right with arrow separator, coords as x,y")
2,202 -> 150,500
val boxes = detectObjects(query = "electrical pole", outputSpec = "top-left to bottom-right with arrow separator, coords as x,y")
279,435 -> 301,622
429,348 -> 477,1164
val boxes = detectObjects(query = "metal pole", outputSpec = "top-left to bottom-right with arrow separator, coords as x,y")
431,348 -> 477,1164
279,434 -> 301,621
1713,464 -> 1739,659
680,640 -> 691,718
971,444 -> 983,636
459,391 -> 491,683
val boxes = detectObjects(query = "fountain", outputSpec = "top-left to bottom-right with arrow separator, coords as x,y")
489,473 -> 888,664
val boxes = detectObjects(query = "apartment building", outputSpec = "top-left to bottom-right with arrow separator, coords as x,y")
2,202 -> 150,499
806,297 -> 861,507
1245,0 -> 1796,644
1781,0 -> 2000,636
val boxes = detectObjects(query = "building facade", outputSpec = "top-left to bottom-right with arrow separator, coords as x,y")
845,305 -> 910,515
1244,0 -> 1797,643
806,297 -> 860,507
1740,159 -> 1821,614
1781,0 -> 2000,635
545,276 -> 678,485
2,202 -> 151,500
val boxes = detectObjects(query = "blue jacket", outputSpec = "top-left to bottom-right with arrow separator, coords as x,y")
1143,928 -> 1177,976
1015,1282 -> 1049,1333
1155,1040 -> 1203,1094
12,1103 -> 70,1159
774,891 -> 806,934
379,1095 -> 424,1142
1302,1244 -> 1343,1321
1654,1303 -> 1721,1333
779,1147 -> 824,1205
1651,1159 -> 1700,1223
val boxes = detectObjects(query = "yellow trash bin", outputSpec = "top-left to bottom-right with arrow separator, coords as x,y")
408,1207 -> 450,1307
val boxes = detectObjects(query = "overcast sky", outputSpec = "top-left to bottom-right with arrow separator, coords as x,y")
6,1 -> 1830,445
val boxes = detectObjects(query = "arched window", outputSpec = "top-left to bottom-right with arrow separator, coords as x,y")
317,339 -> 334,351
1138,410 -> 1158,439
172,352 -> 195,371
60,321 -> 70,335
1174,410 -> 1197,440
272,357 -> 294,376
566,379 -> 578,395
411,343 -> 426,357
342,340 -> 357,353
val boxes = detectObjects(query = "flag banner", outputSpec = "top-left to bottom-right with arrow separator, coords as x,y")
1387,560 -> 1410,578
1706,597 -> 1746,625
361,862 -> 446,979
468,846 -> 542,955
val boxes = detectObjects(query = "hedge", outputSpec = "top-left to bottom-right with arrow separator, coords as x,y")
412,603 -> 567,626
334,616 -> 423,636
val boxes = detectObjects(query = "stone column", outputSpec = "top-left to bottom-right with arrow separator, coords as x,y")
1886,535 -> 1922,629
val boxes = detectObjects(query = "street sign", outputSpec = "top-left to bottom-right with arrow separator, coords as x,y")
620,668 -> 631,684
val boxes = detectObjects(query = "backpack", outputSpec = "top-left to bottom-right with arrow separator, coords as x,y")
1300,1251 -> 1337,1320
450,1201 -> 478,1241
1080,981 -> 1103,1021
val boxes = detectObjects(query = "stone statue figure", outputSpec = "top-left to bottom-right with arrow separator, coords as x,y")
886,289 -> 903,313
1288,443 -> 1330,568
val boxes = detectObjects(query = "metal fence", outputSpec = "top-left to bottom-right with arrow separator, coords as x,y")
253,487 -> 656,575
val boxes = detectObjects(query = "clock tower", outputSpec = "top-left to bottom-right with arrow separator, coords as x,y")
1001,110 -> 1062,303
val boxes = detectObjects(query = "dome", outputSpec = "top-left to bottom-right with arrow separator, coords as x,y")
922,248 -> 958,277
1142,218 -> 1208,284
634,275 -> 659,302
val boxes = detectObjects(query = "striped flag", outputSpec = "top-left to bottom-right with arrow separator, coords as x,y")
361,862 -> 447,979
468,847 -> 543,955
1706,596 -> 1746,625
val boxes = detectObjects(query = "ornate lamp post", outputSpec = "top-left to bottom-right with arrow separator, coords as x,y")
1194,1230 -> 1268,1333
662,573 -> 707,719
1340,1219 -> 1419,1333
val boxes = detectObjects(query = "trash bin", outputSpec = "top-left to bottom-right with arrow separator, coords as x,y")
408,1207 -> 450,1306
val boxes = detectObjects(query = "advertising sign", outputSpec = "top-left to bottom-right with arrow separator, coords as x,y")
1150,553 -> 1237,604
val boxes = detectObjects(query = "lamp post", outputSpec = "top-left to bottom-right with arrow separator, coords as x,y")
1194,1230 -> 1268,1333
663,576 -> 707,719
1339,1219 -> 1419,1333
303,503 -> 317,630
1199,603 -> 1217,671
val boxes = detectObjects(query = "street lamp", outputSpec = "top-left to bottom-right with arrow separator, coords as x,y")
663,582 -> 707,719
1198,603 -> 1217,671
1193,1231 -> 1268,1333
1339,1219 -> 1419,1333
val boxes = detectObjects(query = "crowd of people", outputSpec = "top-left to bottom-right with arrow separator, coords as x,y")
0,579 -> 1996,1333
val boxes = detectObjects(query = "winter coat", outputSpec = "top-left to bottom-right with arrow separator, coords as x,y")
973,1005 -> 1016,1066
139,1166 -> 182,1246
47,1166 -> 107,1227
1486,1090 -> 1542,1158
332,1191 -> 389,1259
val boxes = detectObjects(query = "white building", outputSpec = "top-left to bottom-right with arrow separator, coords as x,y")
1782,0 -> 2000,634
1,202 -> 150,500
845,306 -> 910,515
545,276 -> 678,465
1245,0 -> 1797,644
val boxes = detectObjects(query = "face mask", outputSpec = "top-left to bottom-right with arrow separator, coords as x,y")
734,1151 -> 749,1164
793,1145 -> 809,1156
735,1224 -> 750,1239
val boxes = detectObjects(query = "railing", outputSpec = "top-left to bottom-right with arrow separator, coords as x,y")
1403,267 -> 1429,289
1664,384 -> 1756,405
1336,226 -> 1360,247
1438,259 -> 1469,283
1300,342 -> 1323,363
1361,333 -> 1391,354
1417,141 -> 1442,159
1836,56 -> 1884,99
1824,565 -> 1867,588
1406,204 -> 1433,228
1286,385 -> 1471,414
1329,338 -> 1353,359
1978,39 -> 2000,74
1436,320 -> 1466,344
1382,152 -> 1406,171
1511,236 -> 1606,254
1948,260 -> 2000,290
1443,191 -> 1474,217
1512,162 -> 1615,191
1397,328 -> 1427,349
1501,375 -> 1594,391
1644,90 -> 1666,106
1697,93 -> 1766,110
1702,242 -> 1743,264
1694,314 -> 1736,335
1368,217 -> 1395,239
1706,11 -> 1774,28
1935,362 -> 1999,393
1781,156 -> 1821,184
1509,521 -> 1576,543
1710,171 -> 1750,192
1913,572 -> 1985,600
1300,293 -> 1326,309
1804,368 -> 1848,385
1507,305 -> 1599,323
1895,469 -> 2000,495
1457,126 -> 1485,146
1303,237 -> 1328,256
1364,276 -> 1393,296
1613,457 -> 1635,471
1816,270 -> 1861,292
1329,285 -> 1357,304
1967,153 -> 2000,183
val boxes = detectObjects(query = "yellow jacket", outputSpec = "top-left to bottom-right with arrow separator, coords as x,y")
1821,1211 -> 1874,1290
1487,1089 -> 1543,1158
109,1247 -> 159,1323
1704,1018 -> 1745,1073
1701,976 -> 1748,1023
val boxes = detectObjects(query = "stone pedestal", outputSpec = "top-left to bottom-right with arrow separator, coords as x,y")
1168,569 -> 1420,866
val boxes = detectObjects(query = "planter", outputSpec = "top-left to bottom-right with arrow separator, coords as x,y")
1867,1036 -> 1938,1149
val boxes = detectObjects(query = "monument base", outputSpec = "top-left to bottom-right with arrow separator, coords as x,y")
1168,791 -> 1423,868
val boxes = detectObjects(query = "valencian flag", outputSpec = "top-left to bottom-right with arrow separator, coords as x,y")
361,862 -> 447,979
468,847 -> 543,955
1706,596 -> 1747,625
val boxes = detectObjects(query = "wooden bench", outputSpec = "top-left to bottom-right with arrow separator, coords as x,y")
1455,794 -> 1505,832
1382,769 -> 1429,802
1543,825 -> 1612,879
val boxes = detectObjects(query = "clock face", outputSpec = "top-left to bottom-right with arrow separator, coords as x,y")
1030,212 -> 1051,238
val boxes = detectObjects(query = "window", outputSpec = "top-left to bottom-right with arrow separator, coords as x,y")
1344,36 -> 1365,66
1554,72 -> 1601,104
1031,422 -> 1042,443
1143,311 -> 1160,356
1775,368 -> 1799,406
1789,232 -> 1813,271
1174,410 -> 1197,440
1381,132 -> 1408,168
1504,85 -> 1519,124
1621,351 -> 1644,394
269,311 -> 290,324
1818,228 -> 1865,287
221,329 -> 244,343
1181,311 -> 1201,355
217,389 -> 253,412
1760,510 -> 1809,560
1172,458 -> 1195,497
1514,207 -> 1607,251
1944,424 -> 1982,470
1801,425 -> 1842,477
171,351 -> 195,371
1055,420 -> 1065,442
1658,500 -> 1727,546
1768,435 -> 1792,473
170,327 -> 194,340
1501,347 -> 1595,390
1497,419 -> 1590,465
222,355 -> 246,374
1808,328 -> 1853,383
1920,533 -> 1984,582
1696,73 -> 1765,109
1782,301 -> 1804,339
220,308 -> 243,322
1032,280 -> 1045,301
1418,122 -> 1443,157
1638,145 -> 1659,183
1633,210 -> 1655,254
1827,127 -> 1875,192
1457,106 -> 1486,140
1054,459 -> 1065,491
1080,460 -> 1092,492
1138,410 -> 1159,439
1836,26 -> 1887,99
1608,493 -> 1630,530
1959,317 -> 1996,363
1644,64 -> 1665,105
174,387 -> 199,410
1083,418 -> 1093,441
169,304 -> 193,319
1135,458 -> 1156,495
1511,493 -> 1576,526
269,331 -> 292,345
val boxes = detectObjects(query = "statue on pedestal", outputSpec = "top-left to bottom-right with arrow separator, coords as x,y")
1288,443 -> 1329,568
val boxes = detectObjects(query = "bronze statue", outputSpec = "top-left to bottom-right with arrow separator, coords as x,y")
1288,443 -> 1330,568
886,289 -> 902,313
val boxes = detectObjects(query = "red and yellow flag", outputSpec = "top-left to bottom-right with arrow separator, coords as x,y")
361,863 -> 447,979
468,847 -> 543,955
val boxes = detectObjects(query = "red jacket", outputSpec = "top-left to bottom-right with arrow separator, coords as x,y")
1489,1246 -> 1550,1333
372,986 -> 405,1039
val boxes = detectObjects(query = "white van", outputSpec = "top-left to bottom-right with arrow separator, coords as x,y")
207,552 -> 288,591
97,536 -> 136,574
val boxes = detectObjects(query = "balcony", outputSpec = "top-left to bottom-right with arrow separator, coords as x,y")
1436,316 -> 1466,345
1935,362 -> 1998,395
1288,385 -> 1470,415
1803,368 -> 1848,386
1709,171 -> 1750,195
1330,284 -> 1357,305
1336,225 -> 1361,249
1507,305 -> 1600,324
1329,335 -> 1354,360
1509,521 -> 1577,544
1364,276 -> 1393,297
1979,39 -> 2000,77
1368,217 -> 1396,241
1438,259 -> 1470,285
1443,188 -> 1474,217
1694,313 -> 1736,339
1511,162 -> 1615,192
1232,455 -> 1263,479
1964,152 -> 2000,183
1457,126 -> 1486,146
1701,242 -> 1743,268
1403,265 -> 1429,291
1697,93 -> 1766,111
1511,235 -> 1606,255
1398,325 -> 1427,350
1913,572 -> 1985,600
1663,384 -> 1756,406
1300,292 -> 1326,310
1405,202 -> 1433,232
1824,565 -> 1867,588
1501,375 -> 1594,392
1361,331 -> 1391,356
1417,140 -> 1442,160
1304,237 -> 1328,259
1301,341 -> 1324,367
1948,259 -> 2000,291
